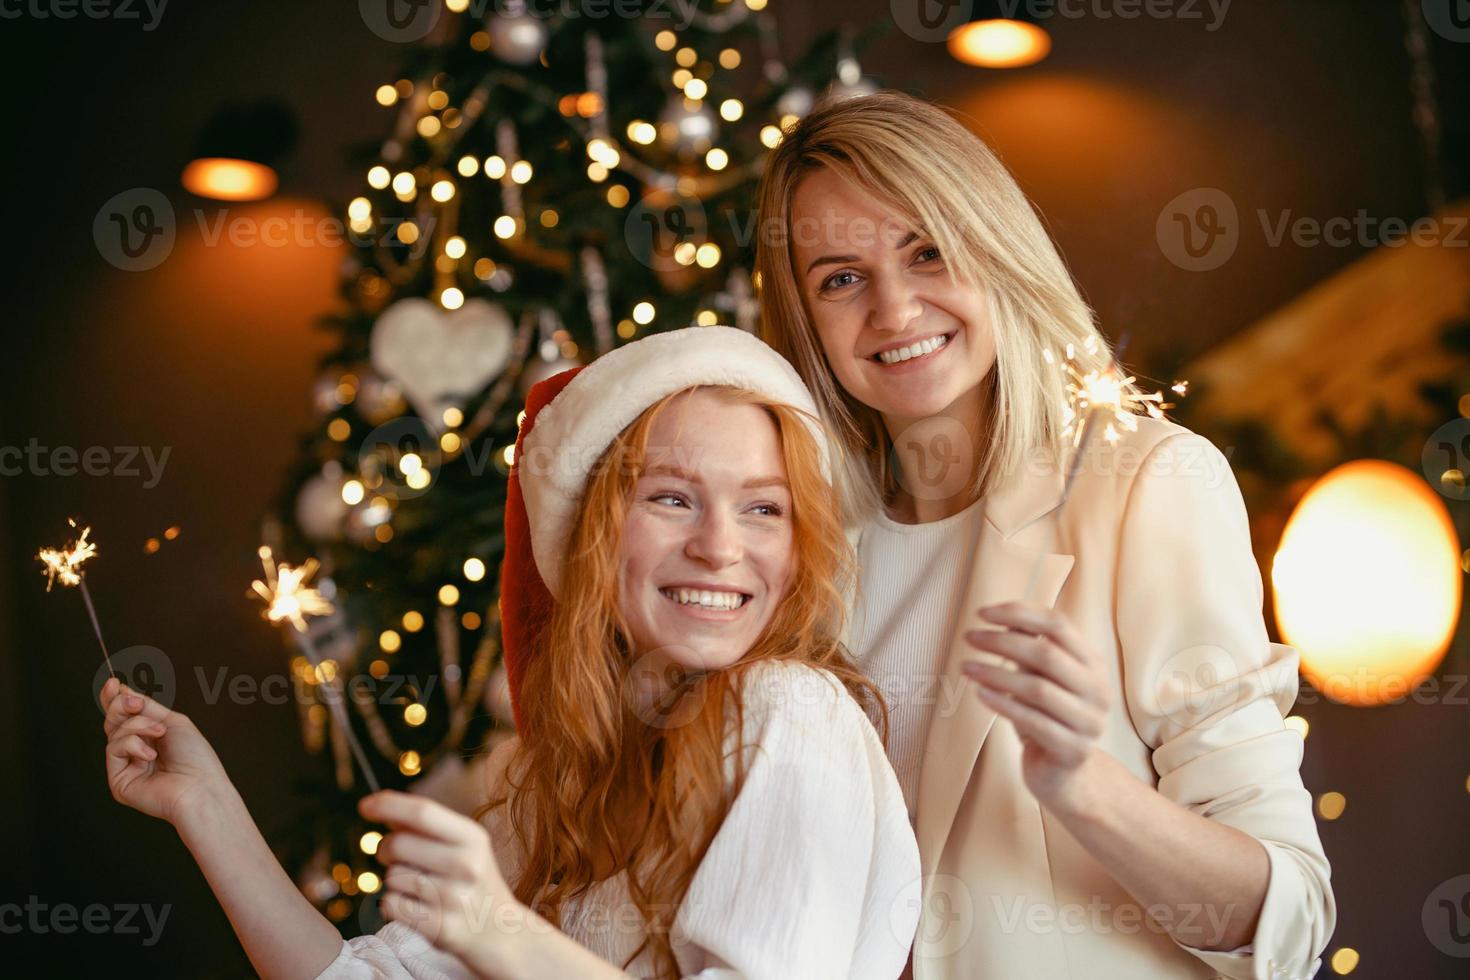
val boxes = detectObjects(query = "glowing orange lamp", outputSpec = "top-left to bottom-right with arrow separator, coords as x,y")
1272,460 -> 1462,707
181,100 -> 298,202
949,7 -> 1052,69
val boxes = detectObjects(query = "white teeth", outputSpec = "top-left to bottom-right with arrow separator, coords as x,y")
661,588 -> 746,610
877,333 -> 949,364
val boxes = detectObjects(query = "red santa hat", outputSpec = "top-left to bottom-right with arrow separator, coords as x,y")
499,326 -> 829,732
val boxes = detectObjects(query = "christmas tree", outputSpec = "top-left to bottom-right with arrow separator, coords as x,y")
262,0 -> 885,933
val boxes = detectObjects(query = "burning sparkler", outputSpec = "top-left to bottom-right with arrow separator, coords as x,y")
1017,339 -> 1189,602
250,546 -> 380,792
1044,336 -> 1189,505
38,519 -> 114,679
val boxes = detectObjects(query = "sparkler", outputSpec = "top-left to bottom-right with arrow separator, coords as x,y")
250,546 -> 380,793
1019,338 -> 1189,601
37,519 -> 115,679
1045,336 -> 1189,507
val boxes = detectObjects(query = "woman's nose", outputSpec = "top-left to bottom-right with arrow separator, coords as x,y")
685,510 -> 741,568
869,274 -> 923,334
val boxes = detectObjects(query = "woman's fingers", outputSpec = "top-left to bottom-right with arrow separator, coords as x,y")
360,791 -> 475,844
378,832 -> 462,878
102,682 -> 174,737
107,732 -> 158,774
384,864 -> 436,900
964,661 -> 1103,737
979,603 -> 1091,667
973,682 -> 1091,764
964,628 -> 1099,704
112,713 -> 167,744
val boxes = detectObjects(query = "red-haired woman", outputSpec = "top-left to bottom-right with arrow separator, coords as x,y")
100,326 -> 920,979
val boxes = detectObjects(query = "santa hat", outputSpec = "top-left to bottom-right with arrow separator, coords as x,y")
499,326 -> 829,732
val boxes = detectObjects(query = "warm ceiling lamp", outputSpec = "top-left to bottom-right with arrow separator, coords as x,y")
1271,460 -> 1461,707
948,7 -> 1052,69
182,100 -> 299,202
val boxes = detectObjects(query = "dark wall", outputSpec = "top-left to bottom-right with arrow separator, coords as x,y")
2,1 -> 1466,976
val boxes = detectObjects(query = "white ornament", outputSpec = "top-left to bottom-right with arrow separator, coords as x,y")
295,470 -> 350,542
488,11 -> 548,66
370,297 -> 513,431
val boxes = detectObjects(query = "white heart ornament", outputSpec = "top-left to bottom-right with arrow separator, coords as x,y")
370,297 -> 513,431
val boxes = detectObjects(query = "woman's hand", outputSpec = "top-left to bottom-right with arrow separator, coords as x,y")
962,602 -> 1112,814
359,790 -> 524,968
101,676 -> 233,828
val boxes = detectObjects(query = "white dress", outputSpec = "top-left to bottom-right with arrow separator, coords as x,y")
316,660 -> 921,979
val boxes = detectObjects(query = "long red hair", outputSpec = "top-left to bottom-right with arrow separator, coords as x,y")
481,384 -> 887,978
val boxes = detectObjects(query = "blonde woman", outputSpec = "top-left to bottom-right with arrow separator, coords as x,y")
755,90 -> 1334,979
100,327 -> 920,979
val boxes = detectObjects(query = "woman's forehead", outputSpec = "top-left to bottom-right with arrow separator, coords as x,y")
641,395 -> 785,480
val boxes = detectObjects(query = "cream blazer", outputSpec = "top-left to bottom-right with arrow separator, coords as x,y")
848,415 -> 1335,980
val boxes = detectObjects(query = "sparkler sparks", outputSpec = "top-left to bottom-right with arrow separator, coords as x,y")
250,547 -> 334,633
38,521 -> 98,592
249,545 -> 380,792
1045,336 -> 1188,452
37,519 -> 114,678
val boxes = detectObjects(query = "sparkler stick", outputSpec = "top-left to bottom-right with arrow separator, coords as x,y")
38,520 -> 115,679
250,546 -> 381,793
1018,339 -> 1188,602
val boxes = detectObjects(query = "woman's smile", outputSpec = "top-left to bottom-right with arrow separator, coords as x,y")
867,330 -> 958,371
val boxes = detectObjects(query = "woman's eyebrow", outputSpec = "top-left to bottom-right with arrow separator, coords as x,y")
804,230 -> 922,275
643,464 -> 787,490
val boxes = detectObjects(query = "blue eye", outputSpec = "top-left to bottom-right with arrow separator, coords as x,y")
750,503 -> 784,517
820,270 -> 858,292
650,492 -> 688,508
915,245 -> 941,263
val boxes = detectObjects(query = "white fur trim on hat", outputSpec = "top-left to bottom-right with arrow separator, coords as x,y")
517,325 -> 829,598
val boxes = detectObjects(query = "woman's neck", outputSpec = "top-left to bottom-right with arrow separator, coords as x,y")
882,382 -> 990,525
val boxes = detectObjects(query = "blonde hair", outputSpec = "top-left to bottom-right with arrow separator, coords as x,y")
482,384 -> 887,980
755,89 -> 1129,520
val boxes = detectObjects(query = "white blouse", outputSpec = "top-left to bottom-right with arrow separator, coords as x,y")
317,660 -> 921,979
